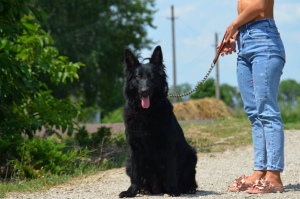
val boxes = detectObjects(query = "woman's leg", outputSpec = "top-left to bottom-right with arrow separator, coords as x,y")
236,55 -> 267,182
252,53 -> 285,187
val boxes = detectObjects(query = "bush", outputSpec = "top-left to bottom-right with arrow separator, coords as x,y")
0,135 -> 23,165
10,137 -> 93,179
91,127 -> 112,148
101,107 -> 123,123
75,126 -> 91,148
74,126 -> 112,149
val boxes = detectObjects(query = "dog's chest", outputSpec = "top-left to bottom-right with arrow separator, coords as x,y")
125,113 -> 168,137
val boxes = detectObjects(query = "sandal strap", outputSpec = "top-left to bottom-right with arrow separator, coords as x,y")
232,175 -> 248,188
251,177 -> 274,191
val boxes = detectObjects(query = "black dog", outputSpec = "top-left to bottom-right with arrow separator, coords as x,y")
119,46 -> 198,198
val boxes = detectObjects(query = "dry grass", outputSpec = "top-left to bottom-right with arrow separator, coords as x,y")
181,118 -> 252,153
173,98 -> 232,121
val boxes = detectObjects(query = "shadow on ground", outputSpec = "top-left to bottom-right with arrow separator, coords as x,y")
284,183 -> 300,192
182,190 -> 222,197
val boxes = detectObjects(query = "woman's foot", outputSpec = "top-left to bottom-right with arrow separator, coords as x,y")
246,171 -> 283,194
245,170 -> 266,184
228,171 -> 266,192
265,171 -> 283,188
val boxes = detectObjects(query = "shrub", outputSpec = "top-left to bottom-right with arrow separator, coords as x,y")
101,107 -> 123,123
74,126 -> 112,149
90,127 -> 112,148
11,137 -> 92,179
75,126 -> 91,148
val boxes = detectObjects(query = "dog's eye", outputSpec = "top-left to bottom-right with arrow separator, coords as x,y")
136,75 -> 141,80
150,75 -> 154,79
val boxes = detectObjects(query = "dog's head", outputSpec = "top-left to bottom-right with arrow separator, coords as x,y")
124,46 -> 168,109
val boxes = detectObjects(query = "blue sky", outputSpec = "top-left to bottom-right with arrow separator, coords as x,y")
141,0 -> 300,88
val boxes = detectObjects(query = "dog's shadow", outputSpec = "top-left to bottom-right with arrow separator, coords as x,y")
183,190 -> 221,197
284,183 -> 300,192
138,190 -> 221,198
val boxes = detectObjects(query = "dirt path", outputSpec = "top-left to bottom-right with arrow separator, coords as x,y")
7,130 -> 300,199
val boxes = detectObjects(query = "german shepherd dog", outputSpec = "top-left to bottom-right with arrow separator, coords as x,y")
119,46 -> 197,198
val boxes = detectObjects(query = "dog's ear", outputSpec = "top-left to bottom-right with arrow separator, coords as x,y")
150,46 -> 163,69
124,49 -> 139,70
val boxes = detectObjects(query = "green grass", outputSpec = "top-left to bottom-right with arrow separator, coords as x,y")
181,117 -> 253,152
0,148 -> 128,198
283,122 -> 300,130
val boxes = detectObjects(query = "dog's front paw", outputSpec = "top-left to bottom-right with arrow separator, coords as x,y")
119,191 -> 136,198
186,187 -> 196,194
167,186 -> 180,197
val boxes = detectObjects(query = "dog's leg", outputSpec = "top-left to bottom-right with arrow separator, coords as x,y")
165,149 -> 181,197
119,151 -> 141,198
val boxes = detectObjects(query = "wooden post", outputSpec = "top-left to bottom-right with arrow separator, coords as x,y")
171,5 -> 177,102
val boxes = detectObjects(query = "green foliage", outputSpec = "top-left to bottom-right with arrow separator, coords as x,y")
74,126 -> 90,148
11,137 -> 93,179
75,126 -> 112,148
0,135 -> 23,162
278,79 -> 300,107
114,136 -> 127,148
190,79 -> 243,108
35,0 -> 156,115
279,97 -> 300,123
190,78 -> 215,99
77,106 -> 100,123
0,1 -> 84,138
277,79 -> 300,122
91,127 -> 112,147
0,0 -> 48,39
101,107 -> 124,123
169,83 -> 193,102
220,84 -> 239,108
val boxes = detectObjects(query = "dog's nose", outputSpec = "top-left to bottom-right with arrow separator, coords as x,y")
140,88 -> 149,96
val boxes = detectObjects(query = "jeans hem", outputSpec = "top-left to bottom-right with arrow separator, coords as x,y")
254,166 -> 267,171
266,166 -> 284,172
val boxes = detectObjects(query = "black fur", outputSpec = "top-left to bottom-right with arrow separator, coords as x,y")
119,46 -> 198,198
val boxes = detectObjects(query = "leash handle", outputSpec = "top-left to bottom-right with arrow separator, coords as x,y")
213,32 -> 227,65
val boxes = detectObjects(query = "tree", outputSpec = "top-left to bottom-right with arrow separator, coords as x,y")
169,83 -> 192,102
35,0 -> 156,115
190,78 -> 215,99
278,79 -> 300,107
0,0 -> 83,142
220,84 -> 242,108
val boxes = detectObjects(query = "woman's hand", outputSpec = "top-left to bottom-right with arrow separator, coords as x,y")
225,23 -> 238,43
217,37 -> 237,56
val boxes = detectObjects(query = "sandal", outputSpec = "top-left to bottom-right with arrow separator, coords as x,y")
246,178 -> 283,194
228,175 -> 251,192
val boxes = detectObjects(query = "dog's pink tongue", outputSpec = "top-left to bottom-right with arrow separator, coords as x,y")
141,96 -> 150,109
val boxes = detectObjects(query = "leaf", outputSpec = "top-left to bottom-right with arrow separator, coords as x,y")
62,125 -> 67,134
29,6 -> 42,22
0,2 -> 4,12
40,9 -> 49,26
23,23 -> 35,30
67,125 -> 74,136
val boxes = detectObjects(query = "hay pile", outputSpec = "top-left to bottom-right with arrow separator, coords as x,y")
173,98 -> 232,121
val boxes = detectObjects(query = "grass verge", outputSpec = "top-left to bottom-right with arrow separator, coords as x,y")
1,118 -> 299,197
181,117 -> 252,153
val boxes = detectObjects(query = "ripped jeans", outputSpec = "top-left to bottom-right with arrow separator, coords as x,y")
237,19 -> 286,171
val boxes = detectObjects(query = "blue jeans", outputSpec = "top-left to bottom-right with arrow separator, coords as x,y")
237,19 -> 286,172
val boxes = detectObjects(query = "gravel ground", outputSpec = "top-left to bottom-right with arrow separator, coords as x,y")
7,130 -> 300,199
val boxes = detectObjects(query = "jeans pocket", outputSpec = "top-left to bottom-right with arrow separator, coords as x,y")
266,26 -> 280,37
247,27 -> 268,39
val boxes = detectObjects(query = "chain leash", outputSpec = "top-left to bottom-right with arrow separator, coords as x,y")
168,32 -> 228,98
168,62 -> 215,98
